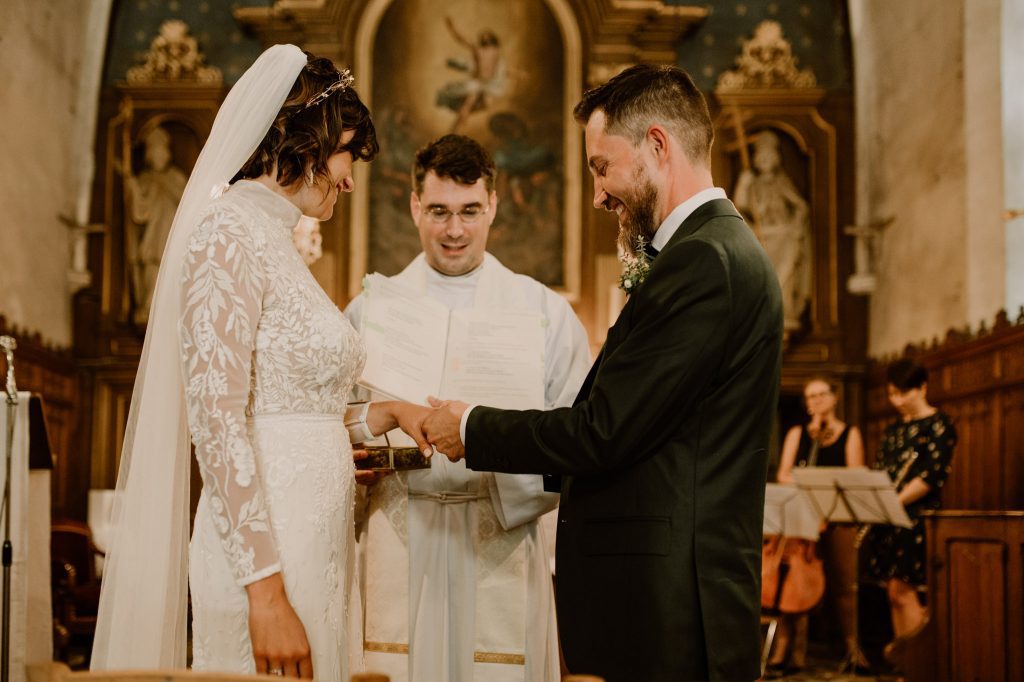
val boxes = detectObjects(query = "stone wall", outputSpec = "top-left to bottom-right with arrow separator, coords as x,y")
852,0 -> 1007,355
1004,0 -> 1024,314
0,1 -> 110,346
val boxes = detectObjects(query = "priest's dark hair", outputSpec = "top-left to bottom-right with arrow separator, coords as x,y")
412,134 -> 496,193
573,63 -> 713,167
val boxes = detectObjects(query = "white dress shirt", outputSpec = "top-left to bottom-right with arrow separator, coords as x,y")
649,186 -> 728,252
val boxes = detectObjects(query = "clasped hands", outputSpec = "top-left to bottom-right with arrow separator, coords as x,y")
353,398 -> 469,483
409,397 -> 469,461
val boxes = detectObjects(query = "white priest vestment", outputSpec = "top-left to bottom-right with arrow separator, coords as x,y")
345,253 -> 590,682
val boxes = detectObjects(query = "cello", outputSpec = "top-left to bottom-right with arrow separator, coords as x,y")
761,424 -> 828,614
761,533 -> 825,614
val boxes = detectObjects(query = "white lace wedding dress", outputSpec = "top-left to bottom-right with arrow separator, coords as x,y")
180,180 -> 364,679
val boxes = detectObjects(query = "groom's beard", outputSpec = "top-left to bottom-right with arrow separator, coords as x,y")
616,165 -> 660,257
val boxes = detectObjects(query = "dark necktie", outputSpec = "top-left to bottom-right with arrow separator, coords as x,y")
643,241 -> 660,262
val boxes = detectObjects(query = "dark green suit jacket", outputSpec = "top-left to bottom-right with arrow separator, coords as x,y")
465,198 -> 783,681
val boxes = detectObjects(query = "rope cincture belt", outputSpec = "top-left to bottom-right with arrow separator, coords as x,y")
407,489 -> 489,505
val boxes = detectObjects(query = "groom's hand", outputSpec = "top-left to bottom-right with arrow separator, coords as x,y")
424,397 -> 469,462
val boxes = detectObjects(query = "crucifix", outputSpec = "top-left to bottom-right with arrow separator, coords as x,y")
844,217 -> 893,295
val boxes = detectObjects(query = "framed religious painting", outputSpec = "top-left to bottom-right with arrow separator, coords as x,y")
350,0 -> 582,300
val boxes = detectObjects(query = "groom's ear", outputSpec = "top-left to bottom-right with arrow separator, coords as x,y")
409,191 -> 421,224
645,125 -> 670,161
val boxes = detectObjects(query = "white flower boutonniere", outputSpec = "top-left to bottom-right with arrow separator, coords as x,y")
618,236 -> 652,293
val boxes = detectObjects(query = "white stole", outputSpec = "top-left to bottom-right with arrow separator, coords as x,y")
362,254 -> 550,681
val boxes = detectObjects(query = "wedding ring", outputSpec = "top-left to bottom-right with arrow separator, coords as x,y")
268,668 -> 284,676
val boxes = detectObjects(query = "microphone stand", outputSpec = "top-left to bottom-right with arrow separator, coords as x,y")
1,335 -> 18,682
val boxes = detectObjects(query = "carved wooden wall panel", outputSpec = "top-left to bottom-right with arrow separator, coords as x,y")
906,512 -> 1024,682
948,540 -> 1008,680
942,396 -> 998,509
0,316 -> 81,517
85,365 -> 137,491
866,315 -> 1024,510
1002,387 -> 1024,508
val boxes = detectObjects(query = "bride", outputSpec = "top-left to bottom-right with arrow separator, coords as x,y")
92,45 -> 432,679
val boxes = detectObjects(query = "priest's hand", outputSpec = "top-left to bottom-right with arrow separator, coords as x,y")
424,397 -> 469,462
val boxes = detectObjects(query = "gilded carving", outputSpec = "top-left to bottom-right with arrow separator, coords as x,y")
717,20 -> 816,90
126,19 -> 222,85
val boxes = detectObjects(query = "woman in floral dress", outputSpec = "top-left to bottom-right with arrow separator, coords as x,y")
864,358 -> 956,657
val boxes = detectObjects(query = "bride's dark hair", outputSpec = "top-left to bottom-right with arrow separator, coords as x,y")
232,53 -> 379,187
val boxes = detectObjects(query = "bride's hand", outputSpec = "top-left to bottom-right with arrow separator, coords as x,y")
364,401 -> 433,457
246,573 -> 314,678
389,402 -> 434,458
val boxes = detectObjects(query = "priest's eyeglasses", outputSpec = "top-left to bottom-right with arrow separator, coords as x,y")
423,205 -> 489,224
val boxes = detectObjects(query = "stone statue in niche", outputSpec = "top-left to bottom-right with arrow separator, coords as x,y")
734,131 -> 812,337
123,126 -> 188,326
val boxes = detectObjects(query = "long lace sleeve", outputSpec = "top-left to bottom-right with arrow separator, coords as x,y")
179,210 -> 280,586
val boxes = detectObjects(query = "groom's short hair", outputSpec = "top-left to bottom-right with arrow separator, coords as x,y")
574,64 -> 713,168
412,134 -> 496,193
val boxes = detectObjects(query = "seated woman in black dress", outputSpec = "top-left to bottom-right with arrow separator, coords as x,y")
864,358 -> 956,658
768,378 -> 865,674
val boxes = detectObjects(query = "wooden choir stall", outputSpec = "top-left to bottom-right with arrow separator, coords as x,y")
867,313 -> 1024,682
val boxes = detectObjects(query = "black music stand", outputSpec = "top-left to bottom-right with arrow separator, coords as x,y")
791,467 -> 911,676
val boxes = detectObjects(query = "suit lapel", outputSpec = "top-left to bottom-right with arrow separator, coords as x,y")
573,280 -> 641,405
575,199 -> 742,408
573,346 -> 604,406
556,198 -> 743,496
574,199 -> 741,407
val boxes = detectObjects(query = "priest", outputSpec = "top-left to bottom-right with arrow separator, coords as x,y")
345,134 -> 590,682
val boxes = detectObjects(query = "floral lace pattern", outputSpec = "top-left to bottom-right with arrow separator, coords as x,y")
179,180 -> 365,585
190,415 -> 357,676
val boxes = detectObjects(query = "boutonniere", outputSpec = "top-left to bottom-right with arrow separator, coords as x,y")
618,236 -> 652,293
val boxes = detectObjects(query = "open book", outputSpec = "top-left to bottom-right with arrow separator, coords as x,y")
357,273 -> 546,418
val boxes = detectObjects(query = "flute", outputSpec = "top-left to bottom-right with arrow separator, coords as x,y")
854,452 -> 918,548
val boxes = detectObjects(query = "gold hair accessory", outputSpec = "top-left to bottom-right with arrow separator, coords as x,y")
303,68 -> 355,110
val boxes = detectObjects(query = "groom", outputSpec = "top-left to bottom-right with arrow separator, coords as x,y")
418,65 -> 783,681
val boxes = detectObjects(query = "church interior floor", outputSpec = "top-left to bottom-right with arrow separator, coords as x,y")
765,641 -> 902,681
770,667 -> 898,681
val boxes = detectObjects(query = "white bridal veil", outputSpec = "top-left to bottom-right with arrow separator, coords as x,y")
91,44 -> 308,668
